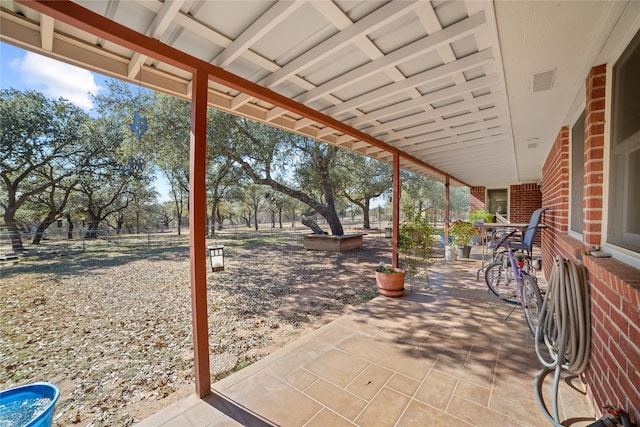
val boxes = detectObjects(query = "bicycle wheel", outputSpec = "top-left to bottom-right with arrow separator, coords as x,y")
485,262 -> 518,303
521,274 -> 544,338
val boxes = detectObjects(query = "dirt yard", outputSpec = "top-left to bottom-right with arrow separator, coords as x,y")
0,230 -> 393,426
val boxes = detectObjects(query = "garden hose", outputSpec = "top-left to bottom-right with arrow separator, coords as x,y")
534,256 -> 591,427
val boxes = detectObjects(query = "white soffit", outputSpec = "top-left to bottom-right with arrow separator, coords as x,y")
1,0 -> 631,187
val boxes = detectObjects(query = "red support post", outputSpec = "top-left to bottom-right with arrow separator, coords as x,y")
189,68 -> 211,398
392,153 -> 400,268
445,177 -> 450,244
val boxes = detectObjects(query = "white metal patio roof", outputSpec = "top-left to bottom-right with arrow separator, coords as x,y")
1,0 -> 634,187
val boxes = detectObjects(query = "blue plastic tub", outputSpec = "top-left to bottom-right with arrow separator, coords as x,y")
440,234 -> 453,247
0,383 -> 60,427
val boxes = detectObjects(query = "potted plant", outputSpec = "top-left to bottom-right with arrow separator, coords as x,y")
375,206 -> 435,297
375,262 -> 405,297
449,220 -> 478,258
469,209 -> 493,245
398,206 -> 435,291
469,209 -> 494,224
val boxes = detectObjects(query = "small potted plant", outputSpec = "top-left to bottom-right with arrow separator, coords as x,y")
469,209 -> 493,245
375,261 -> 405,297
449,220 -> 478,258
375,206 -> 434,297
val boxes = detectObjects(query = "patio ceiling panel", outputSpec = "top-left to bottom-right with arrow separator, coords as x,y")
1,0 -> 520,187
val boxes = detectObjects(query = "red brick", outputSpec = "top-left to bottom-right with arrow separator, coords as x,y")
592,75 -> 607,88
603,283 -> 623,311
585,210 -> 602,221
619,375 -> 640,409
584,198 -> 603,209
585,173 -> 604,185
609,307 -> 627,335
585,184 -> 603,197
585,161 -> 604,173
588,99 -> 606,113
629,322 -> 640,347
590,87 -> 606,100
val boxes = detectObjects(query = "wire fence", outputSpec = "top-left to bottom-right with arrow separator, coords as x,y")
0,216 -> 391,257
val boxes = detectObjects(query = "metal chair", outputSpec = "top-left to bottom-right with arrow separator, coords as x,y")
491,207 -> 549,257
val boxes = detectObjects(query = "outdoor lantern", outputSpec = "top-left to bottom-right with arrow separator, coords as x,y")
208,245 -> 224,272
384,227 -> 392,238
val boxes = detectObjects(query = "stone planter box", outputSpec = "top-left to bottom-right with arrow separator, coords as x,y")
303,233 -> 365,252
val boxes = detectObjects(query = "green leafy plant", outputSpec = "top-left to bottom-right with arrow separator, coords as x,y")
449,220 -> 479,247
376,261 -> 402,274
469,209 -> 493,223
398,206 -> 435,282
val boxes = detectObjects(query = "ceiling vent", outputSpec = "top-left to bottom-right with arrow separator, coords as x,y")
531,68 -> 556,93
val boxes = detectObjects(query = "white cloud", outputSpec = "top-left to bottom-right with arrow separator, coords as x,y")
10,51 -> 101,110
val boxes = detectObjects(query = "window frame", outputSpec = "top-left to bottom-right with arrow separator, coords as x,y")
486,188 -> 508,220
569,107 -> 586,238
602,27 -> 640,269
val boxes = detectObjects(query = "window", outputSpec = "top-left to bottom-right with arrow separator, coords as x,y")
571,110 -> 585,234
608,29 -> 640,253
487,189 -> 508,219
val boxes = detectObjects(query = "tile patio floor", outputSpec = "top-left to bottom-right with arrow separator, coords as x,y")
136,250 -> 595,426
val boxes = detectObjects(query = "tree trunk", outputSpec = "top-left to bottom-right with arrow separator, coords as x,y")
66,214 -> 74,239
316,151 -> 343,235
116,215 -> 124,235
3,208 -> 24,252
84,220 -> 100,239
209,196 -> 218,236
216,206 -> 224,231
32,217 -> 56,245
301,213 -> 327,235
322,208 -> 343,236
174,192 -> 183,236
362,200 -> 371,230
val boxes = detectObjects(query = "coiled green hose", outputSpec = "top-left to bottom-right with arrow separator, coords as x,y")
534,256 -> 591,426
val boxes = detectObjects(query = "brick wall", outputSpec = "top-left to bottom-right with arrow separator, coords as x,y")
508,183 -> 542,224
541,127 -> 571,275
583,256 -> 640,423
509,183 -> 543,246
583,64 -> 606,247
541,64 -> 640,422
470,186 -> 485,212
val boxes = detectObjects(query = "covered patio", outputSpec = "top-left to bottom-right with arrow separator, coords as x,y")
1,0 -> 638,425
136,249 -> 594,426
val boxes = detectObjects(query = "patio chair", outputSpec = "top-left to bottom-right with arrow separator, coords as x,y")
495,213 -> 509,223
490,207 -> 549,257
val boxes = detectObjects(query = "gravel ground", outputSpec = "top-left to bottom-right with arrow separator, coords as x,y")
0,230 -> 388,426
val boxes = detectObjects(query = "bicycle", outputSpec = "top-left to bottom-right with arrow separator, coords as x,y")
484,229 -> 544,337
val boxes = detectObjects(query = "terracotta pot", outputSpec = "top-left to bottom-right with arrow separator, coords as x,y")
375,268 -> 405,297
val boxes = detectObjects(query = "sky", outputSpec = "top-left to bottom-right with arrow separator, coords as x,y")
1,42 -> 171,200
